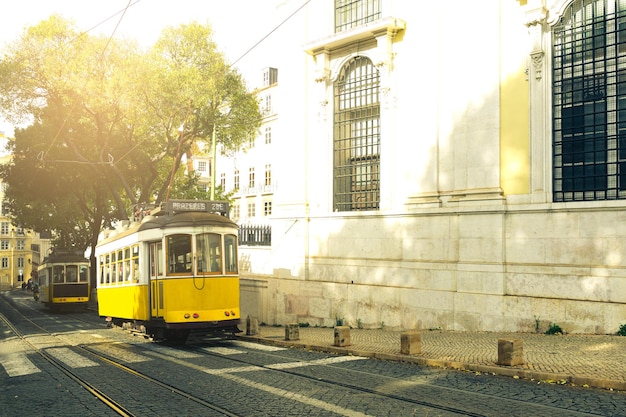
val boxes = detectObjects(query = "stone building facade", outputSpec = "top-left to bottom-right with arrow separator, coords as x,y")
228,0 -> 626,334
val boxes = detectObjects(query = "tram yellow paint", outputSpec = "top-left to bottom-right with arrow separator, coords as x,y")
97,284 -> 150,320
95,200 -> 240,340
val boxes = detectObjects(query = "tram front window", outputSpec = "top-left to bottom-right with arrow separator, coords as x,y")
167,234 -> 192,274
66,265 -> 78,282
197,233 -> 222,273
79,265 -> 89,282
224,234 -> 238,274
53,266 -> 65,283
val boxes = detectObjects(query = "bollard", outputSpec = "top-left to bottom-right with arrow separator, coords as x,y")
246,315 -> 259,336
285,323 -> 300,341
334,326 -> 351,347
400,330 -> 421,355
497,338 -> 524,366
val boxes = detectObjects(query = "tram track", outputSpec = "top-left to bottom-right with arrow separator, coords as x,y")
0,295 -> 244,417
4,293 -> 623,416
183,340 -> 611,417
61,308 -> 616,416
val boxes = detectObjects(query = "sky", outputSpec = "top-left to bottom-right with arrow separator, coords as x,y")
0,0 -> 296,137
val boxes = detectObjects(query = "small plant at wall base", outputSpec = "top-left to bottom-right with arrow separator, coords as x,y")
616,324 -> 626,336
545,323 -> 563,335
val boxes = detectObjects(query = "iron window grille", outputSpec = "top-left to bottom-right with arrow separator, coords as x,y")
335,0 -> 381,33
333,56 -> 380,211
553,0 -> 626,201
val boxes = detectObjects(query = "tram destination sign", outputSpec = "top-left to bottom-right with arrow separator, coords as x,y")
165,200 -> 229,215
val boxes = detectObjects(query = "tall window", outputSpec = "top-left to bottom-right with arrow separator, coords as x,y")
334,56 -> 380,211
553,0 -> 626,201
265,126 -> 272,144
265,164 -> 272,186
247,202 -> 256,218
249,167 -> 255,188
234,169 -> 240,190
335,0 -> 381,32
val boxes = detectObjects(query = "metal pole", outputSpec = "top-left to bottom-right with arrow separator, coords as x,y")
211,123 -> 216,200
10,246 -> 13,288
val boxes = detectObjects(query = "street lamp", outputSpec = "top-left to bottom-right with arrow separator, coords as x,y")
9,245 -> 13,288
211,123 -> 217,200
211,104 -> 230,201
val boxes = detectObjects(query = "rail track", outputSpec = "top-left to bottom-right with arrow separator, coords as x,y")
0,293 -> 241,417
3,291 -> 623,416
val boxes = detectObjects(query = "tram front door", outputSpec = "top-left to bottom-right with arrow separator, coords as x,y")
149,241 -> 163,318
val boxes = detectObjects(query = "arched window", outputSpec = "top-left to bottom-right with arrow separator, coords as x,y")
553,0 -> 626,201
333,56 -> 380,211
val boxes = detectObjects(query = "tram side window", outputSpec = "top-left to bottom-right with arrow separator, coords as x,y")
105,254 -> 110,283
197,233 -> 221,274
224,234 -> 238,274
40,268 -> 50,287
150,242 -> 163,278
117,250 -> 124,283
111,252 -> 117,283
99,256 -> 105,284
53,265 -> 65,283
167,234 -> 192,274
132,245 -> 139,282
79,265 -> 89,283
66,265 -> 78,282
124,248 -> 131,282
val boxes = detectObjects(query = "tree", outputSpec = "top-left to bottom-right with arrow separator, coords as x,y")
0,16 -> 261,257
146,21 -> 262,203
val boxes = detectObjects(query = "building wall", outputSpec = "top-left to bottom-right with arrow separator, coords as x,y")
237,0 -> 626,334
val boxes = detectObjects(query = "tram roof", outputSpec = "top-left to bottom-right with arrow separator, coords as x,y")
41,253 -> 89,264
137,211 -> 238,231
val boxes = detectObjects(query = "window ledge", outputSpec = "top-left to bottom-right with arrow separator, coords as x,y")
304,16 -> 405,55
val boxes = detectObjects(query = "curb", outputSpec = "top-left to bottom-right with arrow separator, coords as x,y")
237,334 -> 626,392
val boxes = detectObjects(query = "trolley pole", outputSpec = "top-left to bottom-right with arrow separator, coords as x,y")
211,123 -> 216,200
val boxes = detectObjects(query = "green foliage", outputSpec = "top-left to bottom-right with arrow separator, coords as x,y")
0,16 -> 262,251
616,324 -> 626,336
545,323 -> 563,335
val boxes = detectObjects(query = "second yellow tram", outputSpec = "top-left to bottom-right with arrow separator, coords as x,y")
95,200 -> 240,340
37,248 -> 91,310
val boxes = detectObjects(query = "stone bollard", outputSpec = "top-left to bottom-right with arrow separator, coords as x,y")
334,326 -> 351,347
285,323 -> 300,341
400,330 -> 421,355
497,338 -> 524,366
246,315 -> 259,336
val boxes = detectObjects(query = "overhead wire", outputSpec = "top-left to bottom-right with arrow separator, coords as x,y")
230,0 -> 311,68
40,0 -> 139,164
38,0 -> 311,165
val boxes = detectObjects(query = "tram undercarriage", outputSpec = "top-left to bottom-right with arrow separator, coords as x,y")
108,317 -> 241,342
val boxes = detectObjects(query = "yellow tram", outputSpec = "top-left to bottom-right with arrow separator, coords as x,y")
95,200 -> 240,340
37,248 -> 91,310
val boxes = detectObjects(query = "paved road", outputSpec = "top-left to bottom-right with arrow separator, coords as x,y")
2,289 -> 626,416
239,322 -> 626,392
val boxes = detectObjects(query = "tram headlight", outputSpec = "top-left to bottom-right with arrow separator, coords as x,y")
184,313 -> 190,319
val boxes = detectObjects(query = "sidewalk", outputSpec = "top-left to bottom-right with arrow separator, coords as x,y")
238,325 -> 626,392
